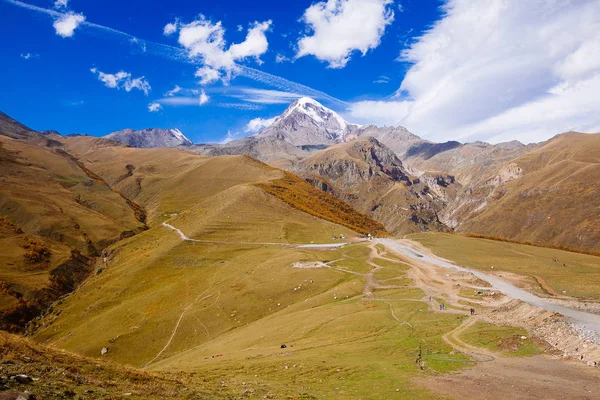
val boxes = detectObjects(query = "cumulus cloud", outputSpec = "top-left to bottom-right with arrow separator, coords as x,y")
163,20 -> 178,36
167,16 -> 272,84
244,117 -> 277,133
296,0 -> 395,68
54,0 -> 68,9
90,68 -> 151,96
199,89 -> 210,105
53,11 -> 85,37
148,102 -> 163,112
195,66 -> 222,85
348,0 -> 600,143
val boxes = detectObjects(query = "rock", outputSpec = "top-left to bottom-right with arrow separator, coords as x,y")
586,361 -> 597,367
101,347 -> 109,356
12,375 -> 32,384
0,393 -> 35,400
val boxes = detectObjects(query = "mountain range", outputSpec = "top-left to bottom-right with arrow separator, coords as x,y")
7,96 -> 598,251
1,104 -> 599,399
186,98 -> 599,251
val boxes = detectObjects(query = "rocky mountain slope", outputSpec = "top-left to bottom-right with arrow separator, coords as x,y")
294,136 -> 452,234
105,128 -> 193,148
0,111 -> 42,141
189,136 -> 306,169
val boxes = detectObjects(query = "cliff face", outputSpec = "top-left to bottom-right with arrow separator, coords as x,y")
295,137 -> 453,235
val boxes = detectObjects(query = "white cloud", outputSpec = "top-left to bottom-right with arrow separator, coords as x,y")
53,11 -> 85,38
373,75 -> 390,84
296,0 -> 395,68
199,90 -> 210,105
164,85 -> 182,96
169,16 -> 272,84
124,76 -> 151,95
244,117 -> 277,133
195,66 -> 221,85
148,102 -> 163,112
157,92 -> 212,107
163,20 -> 178,36
54,0 -> 68,9
227,88 -> 303,104
349,0 -> 600,143
91,68 -> 151,96
347,100 -> 411,126
20,52 -> 39,60
275,53 -> 289,63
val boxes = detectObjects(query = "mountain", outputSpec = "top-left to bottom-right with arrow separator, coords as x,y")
0,111 -> 42,141
294,136 -> 452,234
0,129 -> 145,332
189,136 -> 306,169
403,140 -> 539,185
355,125 -> 428,158
105,128 -> 193,148
255,97 -> 360,146
447,132 -> 600,252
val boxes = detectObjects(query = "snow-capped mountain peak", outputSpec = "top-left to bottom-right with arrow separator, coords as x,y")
105,128 -> 193,148
255,97 -> 358,146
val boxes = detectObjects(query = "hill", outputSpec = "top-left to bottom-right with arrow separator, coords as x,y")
451,132 -> 600,252
295,136 -> 452,234
0,111 -> 42,141
0,128 -> 145,331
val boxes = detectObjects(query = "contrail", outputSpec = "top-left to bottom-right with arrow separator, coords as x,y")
4,0 -> 347,108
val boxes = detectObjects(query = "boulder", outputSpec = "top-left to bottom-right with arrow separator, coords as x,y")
0,393 -> 36,400
11,376 -> 32,385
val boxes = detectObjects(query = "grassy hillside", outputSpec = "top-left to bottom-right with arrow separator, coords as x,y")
59,136 -> 387,236
409,232 -> 600,300
0,134 -> 145,331
455,132 -> 600,252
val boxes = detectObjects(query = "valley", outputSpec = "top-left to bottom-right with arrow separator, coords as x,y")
0,108 -> 599,399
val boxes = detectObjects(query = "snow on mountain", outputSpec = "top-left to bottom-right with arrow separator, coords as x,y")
105,128 -> 193,148
255,97 -> 360,146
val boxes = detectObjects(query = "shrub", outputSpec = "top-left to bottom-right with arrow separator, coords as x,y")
254,170 -> 389,236
21,239 -> 51,263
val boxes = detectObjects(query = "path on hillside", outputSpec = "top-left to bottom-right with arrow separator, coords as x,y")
377,238 -> 600,344
162,222 -> 346,249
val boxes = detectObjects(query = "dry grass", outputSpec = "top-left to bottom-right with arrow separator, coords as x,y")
410,232 -> 600,299
254,170 -> 389,236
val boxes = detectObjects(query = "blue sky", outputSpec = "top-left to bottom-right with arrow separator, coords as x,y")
2,0 -> 600,144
